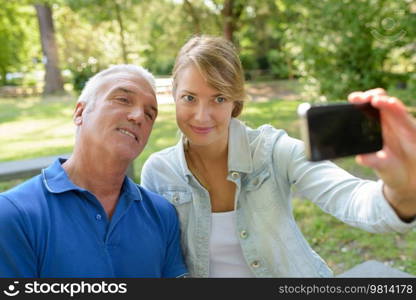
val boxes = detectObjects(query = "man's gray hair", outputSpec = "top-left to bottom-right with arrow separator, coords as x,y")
77,64 -> 156,105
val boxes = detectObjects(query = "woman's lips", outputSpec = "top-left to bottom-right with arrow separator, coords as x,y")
190,125 -> 214,134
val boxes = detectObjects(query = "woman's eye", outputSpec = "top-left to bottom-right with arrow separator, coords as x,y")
215,96 -> 226,103
182,95 -> 195,102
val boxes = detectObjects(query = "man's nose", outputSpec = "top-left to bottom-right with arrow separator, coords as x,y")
127,107 -> 145,125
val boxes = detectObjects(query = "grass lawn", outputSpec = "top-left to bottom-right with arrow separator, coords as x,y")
0,93 -> 415,276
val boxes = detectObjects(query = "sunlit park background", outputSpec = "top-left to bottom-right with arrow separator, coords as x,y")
1,0 -> 416,276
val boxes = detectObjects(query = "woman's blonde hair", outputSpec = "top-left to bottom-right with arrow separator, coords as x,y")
172,35 -> 248,117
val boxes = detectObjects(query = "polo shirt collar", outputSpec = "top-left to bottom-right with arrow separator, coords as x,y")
122,177 -> 143,201
177,118 -> 253,180
42,158 -> 142,201
42,158 -> 83,193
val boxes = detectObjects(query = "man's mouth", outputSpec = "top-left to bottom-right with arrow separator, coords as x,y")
117,128 -> 138,141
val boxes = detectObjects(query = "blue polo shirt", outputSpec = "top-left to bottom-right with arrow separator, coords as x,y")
0,159 -> 187,278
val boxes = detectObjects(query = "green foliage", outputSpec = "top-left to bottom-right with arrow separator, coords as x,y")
137,0 -> 220,75
0,3 -> 40,85
238,0 -> 295,79
3,0 -> 415,99
288,0 -> 415,100
54,5 -> 112,84
70,64 -> 100,92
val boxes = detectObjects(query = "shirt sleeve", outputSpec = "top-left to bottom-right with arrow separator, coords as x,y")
272,134 -> 416,233
0,195 -> 38,277
161,204 -> 188,278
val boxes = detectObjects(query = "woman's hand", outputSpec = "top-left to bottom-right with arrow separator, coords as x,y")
348,88 -> 416,220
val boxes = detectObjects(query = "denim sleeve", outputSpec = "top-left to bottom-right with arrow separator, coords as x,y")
272,134 -> 416,233
0,195 -> 37,277
161,204 -> 188,278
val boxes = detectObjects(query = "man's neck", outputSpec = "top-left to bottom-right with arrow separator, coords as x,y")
62,148 -> 130,217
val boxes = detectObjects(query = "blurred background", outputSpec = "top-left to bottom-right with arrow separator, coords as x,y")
1,0 -> 415,102
0,0 -> 415,275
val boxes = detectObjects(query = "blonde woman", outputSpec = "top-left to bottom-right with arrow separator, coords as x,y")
141,36 -> 416,277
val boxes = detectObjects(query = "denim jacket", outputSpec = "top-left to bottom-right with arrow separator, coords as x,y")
141,118 -> 415,277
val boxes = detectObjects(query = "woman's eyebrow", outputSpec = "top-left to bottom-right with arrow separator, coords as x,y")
179,89 -> 197,95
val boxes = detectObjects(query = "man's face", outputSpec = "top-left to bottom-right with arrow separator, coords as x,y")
75,72 -> 158,162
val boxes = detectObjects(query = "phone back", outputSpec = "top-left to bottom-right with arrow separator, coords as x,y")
298,102 -> 383,161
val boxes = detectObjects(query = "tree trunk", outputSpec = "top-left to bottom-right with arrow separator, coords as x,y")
0,67 -> 7,86
114,2 -> 128,64
222,0 -> 244,45
222,0 -> 234,42
184,0 -> 201,35
34,3 -> 64,94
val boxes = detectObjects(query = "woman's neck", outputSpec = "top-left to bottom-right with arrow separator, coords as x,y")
185,137 -> 229,191
186,136 -> 228,164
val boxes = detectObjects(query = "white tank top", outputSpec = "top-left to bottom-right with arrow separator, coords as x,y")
209,210 -> 254,277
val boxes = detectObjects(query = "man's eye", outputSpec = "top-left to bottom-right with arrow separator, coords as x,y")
145,112 -> 154,121
214,96 -> 226,103
116,97 -> 129,103
182,95 -> 195,102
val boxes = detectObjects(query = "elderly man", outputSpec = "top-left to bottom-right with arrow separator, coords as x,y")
0,65 -> 188,278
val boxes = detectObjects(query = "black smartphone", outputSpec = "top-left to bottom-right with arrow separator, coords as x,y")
297,102 -> 383,161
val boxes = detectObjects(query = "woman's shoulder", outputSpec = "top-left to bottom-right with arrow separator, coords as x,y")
233,119 -> 307,164
141,142 -> 187,187
145,144 -> 179,166
234,119 -> 289,144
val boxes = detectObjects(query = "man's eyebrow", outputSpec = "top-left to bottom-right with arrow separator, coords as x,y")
110,87 -> 136,95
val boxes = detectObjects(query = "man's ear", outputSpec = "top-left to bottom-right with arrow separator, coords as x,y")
74,102 -> 86,126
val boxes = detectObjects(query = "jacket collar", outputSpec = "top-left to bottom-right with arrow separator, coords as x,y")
228,118 -> 253,174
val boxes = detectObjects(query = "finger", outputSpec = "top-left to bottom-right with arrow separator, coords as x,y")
348,91 -> 363,101
372,95 -> 407,113
348,91 -> 368,104
348,88 -> 387,104
356,150 -> 388,169
365,88 -> 387,97
373,96 -> 416,133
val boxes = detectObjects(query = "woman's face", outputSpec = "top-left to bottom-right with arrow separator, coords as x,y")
175,65 -> 235,148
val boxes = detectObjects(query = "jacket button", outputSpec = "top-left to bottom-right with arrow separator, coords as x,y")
251,260 -> 260,268
172,194 -> 180,203
240,230 -> 248,239
231,172 -> 240,179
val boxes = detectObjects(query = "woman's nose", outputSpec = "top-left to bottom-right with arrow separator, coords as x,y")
194,102 -> 210,122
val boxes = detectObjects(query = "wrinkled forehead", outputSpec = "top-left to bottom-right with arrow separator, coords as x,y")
97,72 -> 156,101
